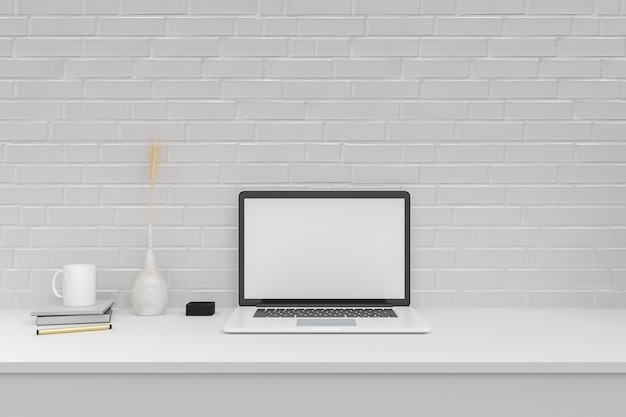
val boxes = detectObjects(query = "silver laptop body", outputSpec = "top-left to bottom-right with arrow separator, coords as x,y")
223,190 -> 430,334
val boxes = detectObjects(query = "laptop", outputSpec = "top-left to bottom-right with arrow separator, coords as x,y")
223,190 -> 431,334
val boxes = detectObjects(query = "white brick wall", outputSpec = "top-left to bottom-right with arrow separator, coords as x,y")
1,0 -> 625,310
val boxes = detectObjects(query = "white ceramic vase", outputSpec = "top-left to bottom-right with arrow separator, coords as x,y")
131,223 -> 168,316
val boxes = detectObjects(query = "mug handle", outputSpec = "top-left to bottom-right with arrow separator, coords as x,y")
52,270 -> 63,299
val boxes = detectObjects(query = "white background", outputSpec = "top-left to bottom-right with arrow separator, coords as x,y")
0,0 -> 625,309
244,198 -> 405,299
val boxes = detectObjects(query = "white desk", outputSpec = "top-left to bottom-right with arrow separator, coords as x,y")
3,309 -> 626,416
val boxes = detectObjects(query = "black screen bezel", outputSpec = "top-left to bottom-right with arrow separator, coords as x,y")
238,190 -> 411,307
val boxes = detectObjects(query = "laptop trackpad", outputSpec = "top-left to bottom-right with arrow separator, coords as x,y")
297,319 -> 357,327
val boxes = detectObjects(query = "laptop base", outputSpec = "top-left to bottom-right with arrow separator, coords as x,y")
223,307 -> 431,334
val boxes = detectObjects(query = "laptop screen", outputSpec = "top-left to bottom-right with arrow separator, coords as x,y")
239,191 -> 410,306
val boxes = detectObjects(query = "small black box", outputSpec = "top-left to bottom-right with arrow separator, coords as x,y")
186,301 -> 215,316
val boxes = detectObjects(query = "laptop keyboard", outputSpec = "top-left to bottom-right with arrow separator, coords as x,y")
254,308 -> 398,318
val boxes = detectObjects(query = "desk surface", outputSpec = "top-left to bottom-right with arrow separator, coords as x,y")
3,308 -> 626,374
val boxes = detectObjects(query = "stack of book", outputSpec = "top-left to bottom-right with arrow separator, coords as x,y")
32,300 -> 114,335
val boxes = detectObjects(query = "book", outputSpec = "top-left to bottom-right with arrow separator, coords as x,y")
31,300 -> 114,317
36,308 -> 113,326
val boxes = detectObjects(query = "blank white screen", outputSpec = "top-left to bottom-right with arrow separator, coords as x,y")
244,198 -> 405,300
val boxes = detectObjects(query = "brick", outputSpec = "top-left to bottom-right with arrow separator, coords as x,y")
503,17 -> 571,35
529,292 -> 595,308
16,81 -> 82,99
561,165 -> 626,184
315,39 -> 350,56
489,38 -> 556,57
65,60 -> 133,78
191,0 -> 257,14
421,0 -> 455,14
527,0 -> 594,14
204,59 -> 264,78
507,144 -> 574,162
298,17 -> 364,35
221,165 -> 288,183
367,17 -> 433,36
263,18 -> 298,36
602,60 -> 626,77
388,122 -> 454,141
83,38 -> 150,57
353,38 -> 418,57
575,186 -> 626,204
99,17 -> 165,36
170,144 -> 237,163
355,0 -> 419,14
188,122 -> 254,141
459,292 -> 525,308
541,228 -> 610,248
458,0 -> 524,14
30,228 -> 97,247
528,249 -> 595,267
153,38 -> 219,57
505,101 -> 572,120
456,122 -> 523,141
286,81 -> 350,99
401,144 -> 437,163
306,144 -> 341,162
51,122 -> 117,142
65,102 -> 130,120
101,186 -> 168,205
134,60 -> 202,78
265,60 -> 332,78
343,144 -> 400,163
404,59 -> 469,78
239,144 -> 305,162
421,38 -> 487,57
30,17 -> 95,35
333,59 -> 401,78
472,59 -> 539,78
154,81 -> 220,99
18,0 -> 82,15
412,249 -> 456,267
438,144 -> 504,162
0,101 -> 61,120
352,165 -> 419,184
235,17 -> 262,36
575,102 -> 626,120
402,102 -> 468,120
525,123 -> 592,141
257,122 -> 324,141
541,59 -> 601,78
238,101 -> 304,119
0,123 -> 47,141
166,17 -> 234,36
491,165 -> 557,184
6,144 -> 62,163
439,186 -> 506,204
285,0 -> 350,14
422,80 -> 488,99
594,123 -> 626,141
490,80 -> 557,99
49,208 -> 115,226
326,122 -> 385,141
422,166 -> 488,184
307,101 -> 398,120
458,249 -> 525,267
85,81 -> 151,99
353,81 -> 420,99
290,164 -> 351,183
438,270 -> 504,290
435,18 -> 502,36
64,186 -> 99,204
222,38 -> 287,57
559,207 -> 625,225
120,0 -> 187,15
116,207 -> 183,225
169,101 -> 235,120
16,165 -> 81,184
572,17 -> 599,35
0,18 -> 27,35
222,80 -> 282,99
508,186 -> 574,204
559,38 -> 625,57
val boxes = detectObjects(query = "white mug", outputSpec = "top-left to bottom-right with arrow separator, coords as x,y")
52,264 -> 96,307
